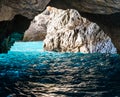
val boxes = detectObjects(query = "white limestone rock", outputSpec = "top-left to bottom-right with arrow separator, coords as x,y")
44,7 -> 117,53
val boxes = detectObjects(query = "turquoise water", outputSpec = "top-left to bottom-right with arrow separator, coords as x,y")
0,41 -> 120,97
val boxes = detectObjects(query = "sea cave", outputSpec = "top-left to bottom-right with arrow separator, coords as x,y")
0,0 -> 120,97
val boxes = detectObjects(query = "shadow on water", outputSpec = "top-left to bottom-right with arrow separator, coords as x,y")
0,42 -> 120,97
0,41 -> 120,97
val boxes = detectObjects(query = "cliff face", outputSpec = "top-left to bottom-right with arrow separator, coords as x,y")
23,11 -> 49,41
42,7 -> 116,53
49,0 -> 120,53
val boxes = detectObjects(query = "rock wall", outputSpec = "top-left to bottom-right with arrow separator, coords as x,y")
0,4 -> 15,21
49,0 -> 120,14
80,12 -> 120,53
0,0 -> 50,21
43,7 -> 116,53
23,9 -> 50,41
48,0 -> 120,53
1,0 -> 120,21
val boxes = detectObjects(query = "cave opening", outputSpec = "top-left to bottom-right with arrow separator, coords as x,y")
0,15 -> 31,53
0,1 -> 120,96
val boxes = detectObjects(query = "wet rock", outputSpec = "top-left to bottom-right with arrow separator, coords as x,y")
43,7 -> 116,53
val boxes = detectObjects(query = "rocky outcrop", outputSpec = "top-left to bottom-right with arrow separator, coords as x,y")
43,7 -> 116,53
0,0 -> 50,21
49,1 -> 120,54
80,12 -> 120,54
23,9 -> 50,41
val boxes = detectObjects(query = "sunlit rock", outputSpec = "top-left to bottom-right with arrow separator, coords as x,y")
23,10 -> 50,41
23,6 -> 62,41
44,7 -> 117,53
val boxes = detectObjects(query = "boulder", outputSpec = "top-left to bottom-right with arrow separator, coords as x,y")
43,7 -> 116,53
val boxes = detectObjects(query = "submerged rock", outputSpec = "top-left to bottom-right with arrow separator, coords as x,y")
43,7 -> 116,53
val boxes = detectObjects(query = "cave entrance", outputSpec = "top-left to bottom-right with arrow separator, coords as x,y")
0,15 -> 31,53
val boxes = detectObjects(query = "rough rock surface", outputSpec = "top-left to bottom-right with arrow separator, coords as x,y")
0,4 -> 15,21
0,0 -> 50,21
23,9 -> 50,41
1,0 -> 120,21
43,7 -> 116,53
49,0 -> 120,14
0,0 -> 120,53
80,13 -> 120,54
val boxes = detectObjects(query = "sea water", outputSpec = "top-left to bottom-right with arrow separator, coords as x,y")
0,41 -> 120,97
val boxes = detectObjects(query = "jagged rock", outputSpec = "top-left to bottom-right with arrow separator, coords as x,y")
0,0 -> 120,53
44,7 -> 116,53
23,6 -> 66,41
23,10 -> 49,41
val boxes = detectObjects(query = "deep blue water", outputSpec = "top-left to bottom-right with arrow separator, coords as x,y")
0,41 -> 120,97
0,51 -> 119,80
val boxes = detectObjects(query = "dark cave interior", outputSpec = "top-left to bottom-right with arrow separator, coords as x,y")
0,15 -> 31,53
